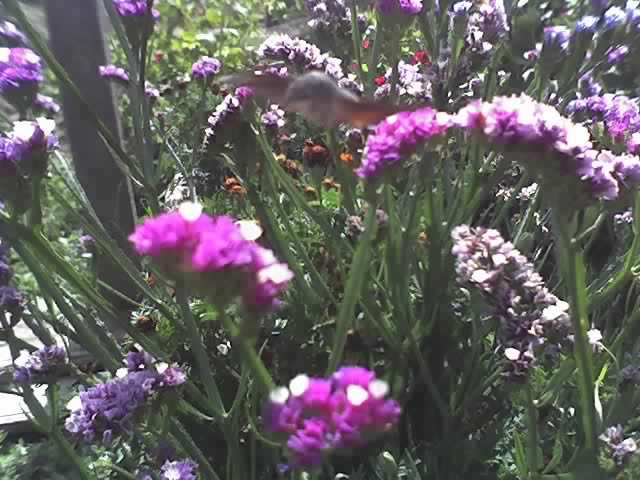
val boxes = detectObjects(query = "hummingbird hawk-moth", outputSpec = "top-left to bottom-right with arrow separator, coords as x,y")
219,67 -> 410,128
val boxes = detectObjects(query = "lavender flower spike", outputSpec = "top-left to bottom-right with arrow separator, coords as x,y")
13,345 -> 67,384
0,47 -> 43,109
451,225 -> 571,381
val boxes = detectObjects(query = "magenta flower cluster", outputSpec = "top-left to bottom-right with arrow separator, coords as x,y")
13,345 -> 67,384
65,350 -> 185,444
128,203 -> 293,311
160,458 -> 199,480
191,56 -> 222,80
264,367 -> 401,469
452,225 -> 572,381
0,47 -> 43,108
356,107 -> 452,180
455,94 -> 640,202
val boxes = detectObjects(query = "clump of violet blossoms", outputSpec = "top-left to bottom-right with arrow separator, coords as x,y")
0,47 -> 43,111
0,20 -> 27,47
13,346 -> 67,384
356,107 -> 451,180
451,225 -> 572,381
191,56 -> 222,81
264,367 -> 401,469
160,458 -> 199,480
455,94 -> 640,205
128,202 -> 293,312
65,350 -> 185,444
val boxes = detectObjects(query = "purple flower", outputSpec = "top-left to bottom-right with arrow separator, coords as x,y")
377,0 -> 423,15
65,352 -> 185,443
575,15 -> 599,33
607,45 -> 629,65
0,47 -> 43,108
628,132 -> 640,155
261,104 -> 286,130
34,94 -> 61,114
0,137 -> 18,177
305,0 -> 364,33
602,6 -> 627,31
112,0 -> 159,45
257,34 -> 346,81
451,225 -> 572,381
9,117 -> 57,166
578,74 -> 602,98
145,82 -> 160,101
160,458 -> 198,480
13,346 -> 67,384
264,367 -> 401,469
542,26 -> 570,54
113,0 -> 159,17
204,87 -> 254,143
600,425 -> 638,465
191,56 -> 222,80
0,21 -> 26,47
357,107 -> 452,180
0,285 -> 22,315
465,0 -> 509,51
99,65 -> 130,85
374,60 -> 428,100
455,94 -> 631,203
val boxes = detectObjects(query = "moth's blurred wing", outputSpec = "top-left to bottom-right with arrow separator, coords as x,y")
218,70 -> 293,105
337,98 -> 427,127
335,98 -> 406,128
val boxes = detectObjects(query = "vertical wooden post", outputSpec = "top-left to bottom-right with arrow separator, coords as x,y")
45,1 -> 138,319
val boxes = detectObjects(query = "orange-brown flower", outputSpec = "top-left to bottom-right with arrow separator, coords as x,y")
304,186 -> 318,199
303,139 -> 331,169
224,176 -> 247,196
321,177 -> 340,191
276,154 -> 303,178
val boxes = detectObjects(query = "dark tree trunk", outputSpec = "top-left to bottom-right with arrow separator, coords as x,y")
45,1 -> 138,318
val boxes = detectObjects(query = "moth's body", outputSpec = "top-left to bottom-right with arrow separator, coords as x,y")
220,68 -> 404,128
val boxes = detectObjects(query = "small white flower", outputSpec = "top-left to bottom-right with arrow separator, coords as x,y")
178,201 -> 203,222
289,374 -> 310,397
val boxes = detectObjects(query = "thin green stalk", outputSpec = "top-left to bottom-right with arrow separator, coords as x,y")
108,464 -> 138,480
175,284 -> 226,417
526,385 -> 539,479
589,192 -> 640,310
219,312 -> 275,393
552,211 -> 598,453
349,0 -> 366,87
170,419 -> 222,480
368,15 -> 383,90
326,207 -> 378,374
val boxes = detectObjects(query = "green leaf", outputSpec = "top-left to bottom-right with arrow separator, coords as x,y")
513,431 -> 529,479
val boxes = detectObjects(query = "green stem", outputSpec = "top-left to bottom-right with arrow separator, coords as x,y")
175,283 -> 226,417
526,385 -> 539,479
349,0 -> 366,87
552,211 -> 598,453
29,175 -> 43,228
326,207 -> 378,373
170,418 -> 222,480
219,312 -> 275,393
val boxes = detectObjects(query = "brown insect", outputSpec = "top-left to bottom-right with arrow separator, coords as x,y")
219,68 -> 408,128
